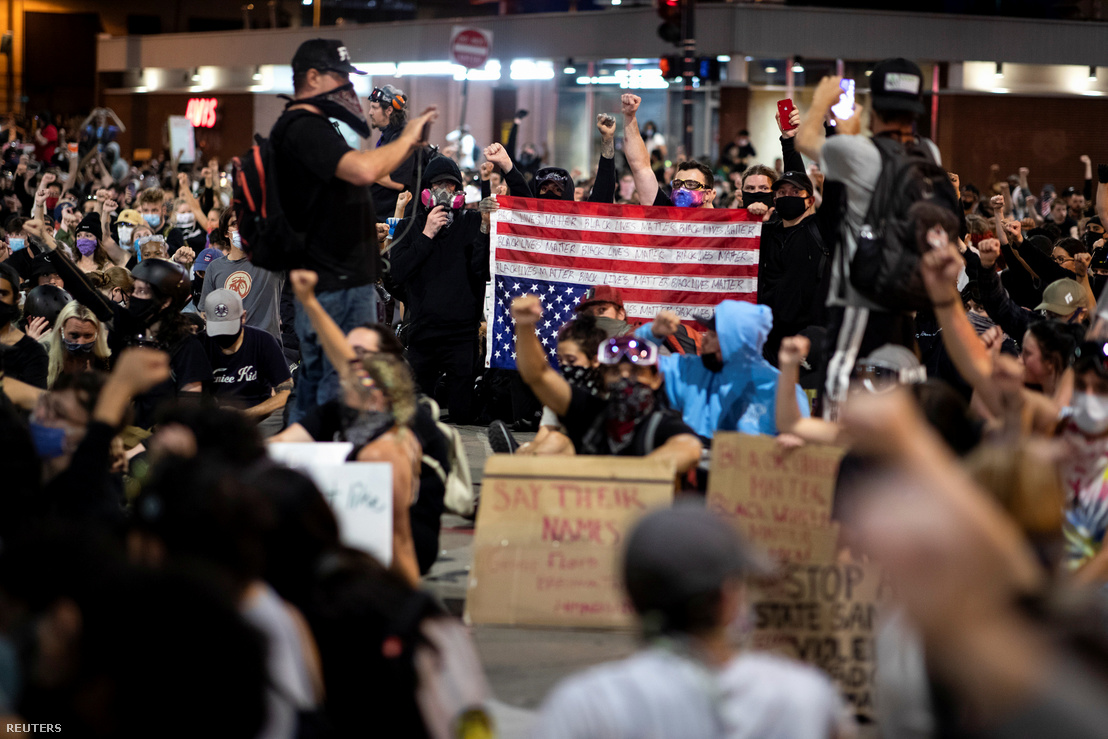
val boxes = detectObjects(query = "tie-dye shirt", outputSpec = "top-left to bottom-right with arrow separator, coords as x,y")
1060,419 -> 1108,569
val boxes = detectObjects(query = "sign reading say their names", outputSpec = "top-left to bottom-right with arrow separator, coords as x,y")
748,562 -> 884,726
707,433 -> 844,563
465,456 -> 675,629
268,443 -> 392,565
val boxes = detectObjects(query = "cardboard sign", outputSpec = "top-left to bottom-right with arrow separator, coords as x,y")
748,562 -> 884,725
707,433 -> 844,563
267,443 -> 392,565
465,456 -> 675,629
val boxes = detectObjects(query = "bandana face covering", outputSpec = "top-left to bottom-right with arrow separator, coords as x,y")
293,82 -> 371,139
603,376 -> 656,453
339,405 -> 395,449
560,363 -> 603,396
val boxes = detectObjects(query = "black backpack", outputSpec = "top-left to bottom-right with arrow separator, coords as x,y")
231,111 -> 310,272
848,135 -> 960,311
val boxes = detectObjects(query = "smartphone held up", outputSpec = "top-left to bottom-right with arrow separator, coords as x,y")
830,78 -> 855,125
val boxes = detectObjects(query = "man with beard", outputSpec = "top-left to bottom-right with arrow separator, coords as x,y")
200,289 -> 292,438
277,38 -> 436,424
635,300 -> 810,439
367,84 -> 415,220
511,293 -> 702,472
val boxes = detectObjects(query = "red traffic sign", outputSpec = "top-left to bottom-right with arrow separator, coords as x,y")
450,27 -> 492,70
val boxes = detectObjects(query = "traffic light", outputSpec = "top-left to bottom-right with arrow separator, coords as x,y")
657,0 -> 681,45
659,54 -> 682,81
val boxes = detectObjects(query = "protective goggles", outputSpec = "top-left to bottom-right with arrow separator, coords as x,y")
598,336 -> 658,366
850,361 -> 926,394
670,179 -> 709,191
369,87 -> 405,111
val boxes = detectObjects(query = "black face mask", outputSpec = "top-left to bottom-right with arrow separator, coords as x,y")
775,195 -> 808,221
742,191 -> 774,209
127,296 -> 159,326
213,330 -> 241,349
339,405 -> 394,449
0,300 -> 18,325
560,363 -> 603,396
191,274 -> 204,307
701,352 -> 724,372
291,82 -> 371,139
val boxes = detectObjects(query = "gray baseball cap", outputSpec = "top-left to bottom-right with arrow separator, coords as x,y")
622,503 -> 767,621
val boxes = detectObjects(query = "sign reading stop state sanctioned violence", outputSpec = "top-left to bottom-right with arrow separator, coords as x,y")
450,26 -> 492,69
465,456 -> 674,629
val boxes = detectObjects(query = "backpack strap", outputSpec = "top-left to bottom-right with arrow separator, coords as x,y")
640,411 -> 667,455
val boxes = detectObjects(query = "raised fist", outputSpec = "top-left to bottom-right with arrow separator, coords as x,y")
621,94 -> 641,118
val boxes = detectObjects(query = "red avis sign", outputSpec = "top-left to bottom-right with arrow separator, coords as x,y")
450,26 -> 492,70
185,98 -> 219,129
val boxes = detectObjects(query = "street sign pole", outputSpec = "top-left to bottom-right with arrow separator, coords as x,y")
681,0 -> 696,158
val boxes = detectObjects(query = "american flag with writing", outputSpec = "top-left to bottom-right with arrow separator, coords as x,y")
486,196 -> 761,370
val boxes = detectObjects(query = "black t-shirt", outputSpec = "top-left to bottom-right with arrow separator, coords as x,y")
276,110 -> 377,293
1,334 -> 48,388
201,326 -> 291,409
132,334 -> 213,429
559,385 -> 694,456
370,122 -> 415,222
653,189 -> 672,207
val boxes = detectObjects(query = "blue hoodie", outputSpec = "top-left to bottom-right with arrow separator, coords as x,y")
634,300 -> 809,438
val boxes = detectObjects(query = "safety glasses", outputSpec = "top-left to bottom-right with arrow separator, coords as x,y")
670,179 -> 708,191
851,362 -> 926,394
598,336 -> 658,366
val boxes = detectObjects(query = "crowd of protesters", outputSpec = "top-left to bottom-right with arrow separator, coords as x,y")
5,32 -> 1108,736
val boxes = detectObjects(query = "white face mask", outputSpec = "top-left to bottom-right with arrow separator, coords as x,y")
118,225 -> 134,246
176,213 -> 195,229
1072,391 -> 1108,436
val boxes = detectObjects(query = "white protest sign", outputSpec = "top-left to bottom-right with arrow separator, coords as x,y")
268,444 -> 392,565
167,115 -> 196,164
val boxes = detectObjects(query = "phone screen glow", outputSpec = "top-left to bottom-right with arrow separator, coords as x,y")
831,79 -> 856,121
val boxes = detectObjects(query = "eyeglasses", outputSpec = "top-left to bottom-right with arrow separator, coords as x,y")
598,337 -> 658,366
670,179 -> 708,191
1052,253 -> 1075,264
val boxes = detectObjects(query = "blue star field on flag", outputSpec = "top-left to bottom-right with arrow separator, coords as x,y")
488,277 -> 590,370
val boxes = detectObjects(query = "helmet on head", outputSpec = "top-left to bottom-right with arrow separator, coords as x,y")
23,285 -> 73,327
132,258 -> 191,311
369,85 -> 406,111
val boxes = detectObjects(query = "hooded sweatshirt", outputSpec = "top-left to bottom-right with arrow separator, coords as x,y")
386,157 -> 490,340
635,301 -> 809,438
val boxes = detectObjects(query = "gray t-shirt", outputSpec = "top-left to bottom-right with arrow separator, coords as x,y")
820,134 -> 941,311
201,255 -> 284,343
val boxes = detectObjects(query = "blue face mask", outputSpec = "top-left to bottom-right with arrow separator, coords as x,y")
29,420 -> 68,459
230,231 -> 241,248
8,237 -> 24,251
142,212 -> 161,229
63,338 -> 94,354
672,188 -> 706,208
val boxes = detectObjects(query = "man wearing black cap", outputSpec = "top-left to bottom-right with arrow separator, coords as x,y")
532,504 -> 850,738
796,58 -> 943,417
386,156 -> 491,424
277,38 -> 436,424
757,169 -> 827,364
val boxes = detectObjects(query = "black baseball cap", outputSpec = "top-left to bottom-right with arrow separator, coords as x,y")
869,58 -> 926,115
291,39 -> 366,76
771,170 -> 814,195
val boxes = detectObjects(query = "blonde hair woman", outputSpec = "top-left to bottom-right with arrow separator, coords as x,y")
48,301 -> 111,387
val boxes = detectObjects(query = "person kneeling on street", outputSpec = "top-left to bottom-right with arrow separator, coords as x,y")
511,294 -> 702,473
